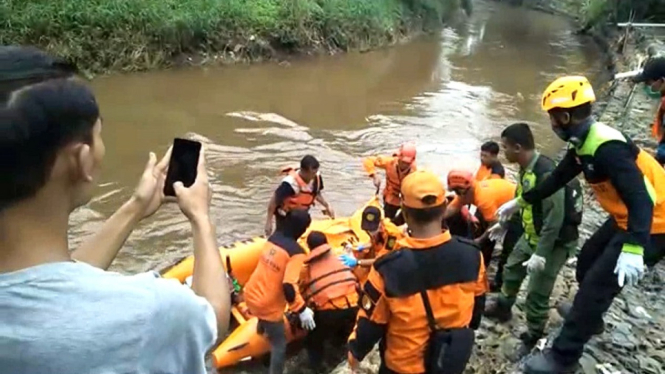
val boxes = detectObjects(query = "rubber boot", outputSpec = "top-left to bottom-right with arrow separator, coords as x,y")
484,296 -> 513,323
513,331 -> 543,360
524,349 -> 579,374
556,302 -> 604,335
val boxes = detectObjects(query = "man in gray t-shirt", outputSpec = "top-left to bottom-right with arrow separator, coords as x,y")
0,47 -> 230,374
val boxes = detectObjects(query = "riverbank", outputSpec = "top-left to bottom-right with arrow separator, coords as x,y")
498,29 -> 665,374
329,5 -> 665,374
0,0 -> 465,75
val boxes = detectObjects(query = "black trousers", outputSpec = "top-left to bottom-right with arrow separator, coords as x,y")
257,319 -> 287,374
384,203 -> 405,226
492,215 -> 523,288
552,218 -> 665,365
304,307 -> 357,369
475,211 -> 523,270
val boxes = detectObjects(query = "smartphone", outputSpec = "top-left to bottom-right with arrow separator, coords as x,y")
163,138 -> 202,197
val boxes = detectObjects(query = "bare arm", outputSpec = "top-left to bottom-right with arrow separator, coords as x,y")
174,147 -> 230,337
190,216 -> 230,335
442,197 -> 463,220
315,192 -> 330,210
73,150 -> 172,270
266,194 -> 277,224
474,221 -> 496,243
71,199 -> 142,269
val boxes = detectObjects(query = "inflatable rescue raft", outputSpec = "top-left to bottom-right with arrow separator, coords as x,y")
160,196 -> 382,369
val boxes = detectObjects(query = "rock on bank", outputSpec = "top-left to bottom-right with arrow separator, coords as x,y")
0,0 -> 463,74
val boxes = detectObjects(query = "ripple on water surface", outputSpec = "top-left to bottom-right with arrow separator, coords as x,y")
80,2 -> 604,283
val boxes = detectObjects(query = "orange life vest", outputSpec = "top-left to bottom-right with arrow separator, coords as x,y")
302,244 -> 358,310
575,122 -> 665,234
384,159 -> 416,206
652,96 -> 665,142
280,169 -> 321,213
590,149 -> 665,233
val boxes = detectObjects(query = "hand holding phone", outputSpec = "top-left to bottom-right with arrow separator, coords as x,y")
164,138 -> 202,197
164,138 -> 211,221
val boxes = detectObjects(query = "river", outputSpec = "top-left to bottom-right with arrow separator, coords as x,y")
69,1 -> 606,282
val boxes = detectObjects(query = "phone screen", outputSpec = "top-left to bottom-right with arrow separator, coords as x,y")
164,138 -> 202,196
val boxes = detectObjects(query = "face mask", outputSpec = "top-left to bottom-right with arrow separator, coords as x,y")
645,84 -> 662,99
553,119 -> 593,147
553,126 -> 571,142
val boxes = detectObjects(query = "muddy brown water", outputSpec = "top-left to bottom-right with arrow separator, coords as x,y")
74,0 -> 605,303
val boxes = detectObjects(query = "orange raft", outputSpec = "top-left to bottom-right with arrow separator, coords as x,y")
159,196 -> 382,369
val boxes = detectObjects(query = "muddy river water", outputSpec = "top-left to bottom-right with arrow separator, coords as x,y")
72,1 -> 606,278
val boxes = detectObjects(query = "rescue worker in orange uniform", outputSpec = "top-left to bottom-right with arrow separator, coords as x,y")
301,231 -> 359,372
338,206 -> 405,283
363,142 -> 417,225
347,170 -> 487,374
632,56 -> 665,165
444,171 -> 517,266
476,140 -> 506,181
497,76 -> 665,373
265,155 -> 334,236
244,209 -> 316,374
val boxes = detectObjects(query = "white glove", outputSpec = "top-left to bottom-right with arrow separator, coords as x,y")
614,250 -> 645,287
522,254 -> 546,274
299,307 -> 316,330
488,223 -> 508,243
496,198 -> 522,222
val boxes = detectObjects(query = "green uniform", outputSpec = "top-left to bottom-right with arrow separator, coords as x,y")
499,152 -> 581,335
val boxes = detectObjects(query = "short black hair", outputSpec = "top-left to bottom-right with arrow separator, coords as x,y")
480,141 -> 500,155
1,46 -> 79,105
402,204 -> 445,225
0,79 -> 99,211
300,155 -> 320,171
501,122 -> 535,150
306,231 -> 328,249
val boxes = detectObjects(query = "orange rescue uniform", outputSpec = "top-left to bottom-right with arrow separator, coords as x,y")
363,156 -> 416,206
475,162 -> 505,182
300,244 -> 359,310
651,96 -> 665,142
353,218 -> 405,283
244,233 -> 307,321
279,168 -> 322,213
450,178 -> 516,222
348,231 -> 487,374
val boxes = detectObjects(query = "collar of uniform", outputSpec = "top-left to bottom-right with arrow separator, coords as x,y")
400,230 -> 452,250
522,151 -> 541,174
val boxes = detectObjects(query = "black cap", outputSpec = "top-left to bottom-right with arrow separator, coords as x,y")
361,206 -> 382,231
633,56 -> 665,83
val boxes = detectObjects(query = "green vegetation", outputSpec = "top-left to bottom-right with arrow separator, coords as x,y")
0,0 -> 461,74
550,0 -> 665,30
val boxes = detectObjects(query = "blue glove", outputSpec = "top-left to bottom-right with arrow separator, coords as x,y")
339,254 -> 358,268
355,243 -> 369,252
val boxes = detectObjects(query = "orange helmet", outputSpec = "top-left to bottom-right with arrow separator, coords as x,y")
397,142 -> 416,164
447,170 -> 474,190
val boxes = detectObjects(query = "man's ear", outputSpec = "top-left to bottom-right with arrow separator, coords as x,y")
76,143 -> 95,182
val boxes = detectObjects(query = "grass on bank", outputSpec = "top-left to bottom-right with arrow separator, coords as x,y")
557,0 -> 665,29
0,0 -> 460,74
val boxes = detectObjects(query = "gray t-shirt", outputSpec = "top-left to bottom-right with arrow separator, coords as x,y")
0,261 -> 217,374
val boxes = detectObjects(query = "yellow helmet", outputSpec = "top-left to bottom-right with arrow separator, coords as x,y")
541,76 -> 596,112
